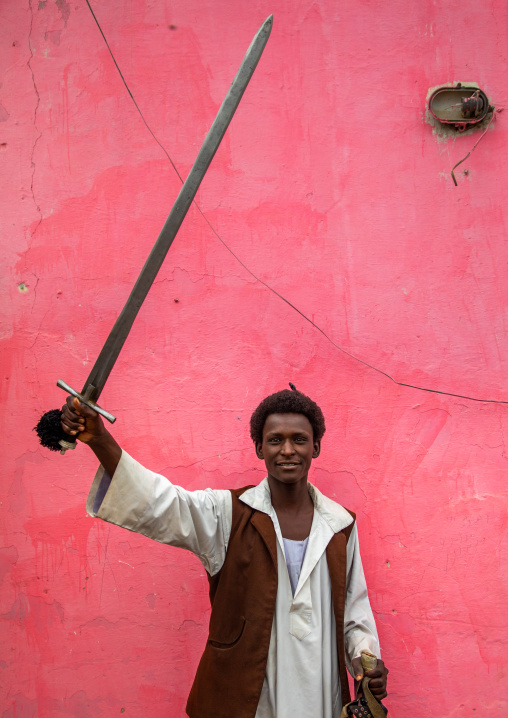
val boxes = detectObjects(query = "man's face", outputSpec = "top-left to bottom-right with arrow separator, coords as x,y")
255,413 -> 321,485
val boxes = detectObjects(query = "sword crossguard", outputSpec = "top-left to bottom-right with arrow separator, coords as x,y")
56,380 -> 117,424
34,381 -> 116,455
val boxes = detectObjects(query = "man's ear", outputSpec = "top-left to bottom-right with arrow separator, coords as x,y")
255,442 -> 264,460
312,440 -> 321,459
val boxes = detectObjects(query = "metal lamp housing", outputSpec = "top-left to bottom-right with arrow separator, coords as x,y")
428,84 -> 491,132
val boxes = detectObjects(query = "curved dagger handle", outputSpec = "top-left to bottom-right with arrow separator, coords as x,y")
34,381 -> 116,455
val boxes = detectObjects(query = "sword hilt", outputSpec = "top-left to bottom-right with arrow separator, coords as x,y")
35,381 -> 116,455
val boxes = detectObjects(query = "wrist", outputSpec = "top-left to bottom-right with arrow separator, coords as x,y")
87,429 -> 117,454
87,431 -> 122,479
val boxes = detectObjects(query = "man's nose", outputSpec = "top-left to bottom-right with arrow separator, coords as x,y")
280,439 -> 294,455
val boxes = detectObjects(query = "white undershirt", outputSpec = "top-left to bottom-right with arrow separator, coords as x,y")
282,537 -> 309,595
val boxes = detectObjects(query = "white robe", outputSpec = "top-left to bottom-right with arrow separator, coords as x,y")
87,450 -> 380,718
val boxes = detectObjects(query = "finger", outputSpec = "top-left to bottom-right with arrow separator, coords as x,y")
365,668 -> 383,678
367,679 -> 384,690
71,396 -> 98,418
63,397 -> 80,419
367,678 -> 385,689
372,688 -> 387,700
366,658 -> 386,675
61,404 -> 84,426
61,423 -> 77,436
61,401 -> 87,429
351,657 -> 363,682
369,681 -> 388,699
61,419 -> 84,434
61,415 -> 82,435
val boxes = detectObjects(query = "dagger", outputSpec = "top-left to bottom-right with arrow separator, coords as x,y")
35,15 -> 273,454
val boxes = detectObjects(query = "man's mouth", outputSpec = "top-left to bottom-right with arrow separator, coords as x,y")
277,462 -> 300,467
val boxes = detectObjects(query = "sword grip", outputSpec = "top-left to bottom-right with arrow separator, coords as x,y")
35,381 -> 117,455
56,381 -> 117,424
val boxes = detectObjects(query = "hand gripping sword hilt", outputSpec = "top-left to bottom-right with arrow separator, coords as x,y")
34,381 -> 117,455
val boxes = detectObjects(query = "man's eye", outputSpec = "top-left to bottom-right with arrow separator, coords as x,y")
294,437 -> 306,443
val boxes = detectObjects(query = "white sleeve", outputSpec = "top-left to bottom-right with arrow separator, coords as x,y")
86,450 -> 232,576
344,523 -> 381,674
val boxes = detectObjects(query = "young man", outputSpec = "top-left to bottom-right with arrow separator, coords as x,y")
61,387 -> 388,717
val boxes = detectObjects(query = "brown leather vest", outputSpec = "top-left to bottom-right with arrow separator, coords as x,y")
186,486 -> 356,718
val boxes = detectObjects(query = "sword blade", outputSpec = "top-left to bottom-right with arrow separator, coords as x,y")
82,15 -> 273,400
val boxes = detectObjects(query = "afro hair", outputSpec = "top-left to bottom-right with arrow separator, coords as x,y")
249,387 -> 326,444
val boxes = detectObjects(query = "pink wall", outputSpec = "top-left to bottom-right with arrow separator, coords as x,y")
2,0 -> 508,715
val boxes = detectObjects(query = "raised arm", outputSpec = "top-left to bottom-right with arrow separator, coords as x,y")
61,396 -> 121,477
60,397 -> 232,576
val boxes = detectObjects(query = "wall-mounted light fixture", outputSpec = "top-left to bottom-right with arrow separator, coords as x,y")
428,84 -> 492,132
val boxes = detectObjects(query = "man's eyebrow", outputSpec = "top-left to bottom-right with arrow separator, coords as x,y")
265,430 -> 310,437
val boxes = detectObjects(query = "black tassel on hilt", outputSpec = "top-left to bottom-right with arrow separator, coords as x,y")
34,409 -> 77,452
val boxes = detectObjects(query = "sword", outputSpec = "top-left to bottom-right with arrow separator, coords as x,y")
35,15 -> 273,454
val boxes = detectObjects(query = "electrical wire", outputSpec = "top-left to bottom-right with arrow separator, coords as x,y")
84,0 -> 508,405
